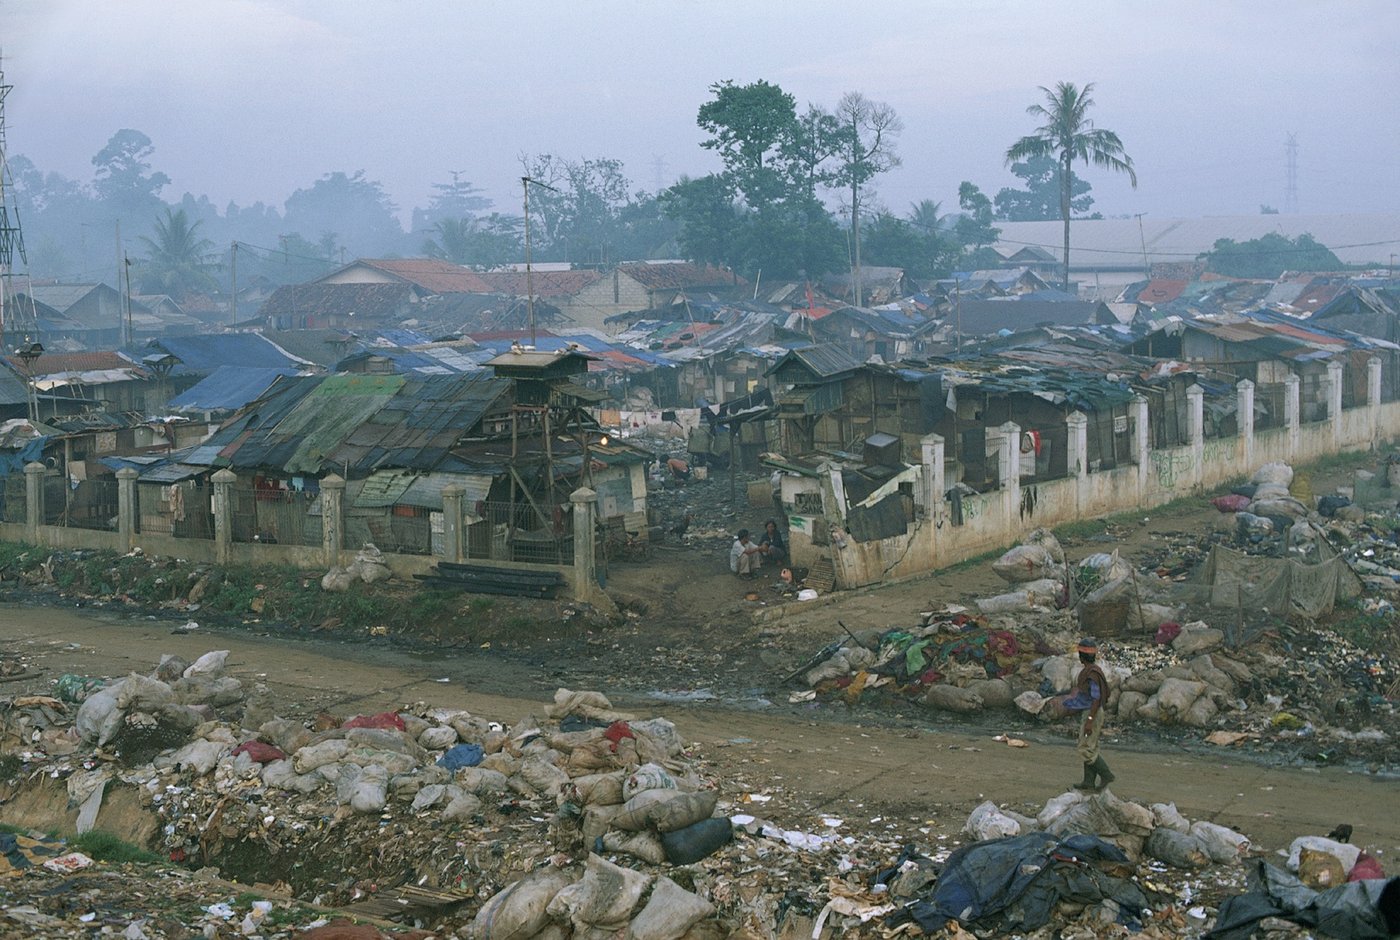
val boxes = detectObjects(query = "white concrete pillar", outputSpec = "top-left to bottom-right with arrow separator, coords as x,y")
1368,358 -> 1383,450
24,461 -> 44,543
570,487 -> 600,603
1284,373 -> 1301,458
997,421 -> 1020,525
440,484 -> 465,563
117,467 -> 138,552
320,473 -> 345,568
1132,394 -> 1150,497
920,433 -> 944,524
1066,411 -> 1088,516
1237,379 -> 1255,474
212,469 -> 236,566
1186,384 -> 1205,490
1327,359 -> 1345,448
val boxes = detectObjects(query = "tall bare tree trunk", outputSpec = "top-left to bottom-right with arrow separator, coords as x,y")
1061,153 -> 1073,293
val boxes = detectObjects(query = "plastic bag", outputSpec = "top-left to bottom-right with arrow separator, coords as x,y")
546,854 -> 651,933
965,801 -> 1020,840
182,650 -> 229,679
600,830 -> 666,865
1190,820 -> 1250,863
349,764 -> 389,814
473,867 -> 576,940
992,544 -> 1060,584
628,876 -> 716,940
623,763 -> 677,802
651,791 -> 719,833
660,817 -> 732,865
1145,828 -> 1209,869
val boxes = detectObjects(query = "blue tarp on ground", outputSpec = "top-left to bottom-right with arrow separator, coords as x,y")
1207,861 -> 1397,940
892,832 -> 1148,934
168,366 -> 297,413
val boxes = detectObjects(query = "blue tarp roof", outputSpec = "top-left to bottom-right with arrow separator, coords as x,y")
168,366 -> 297,413
148,334 -> 309,375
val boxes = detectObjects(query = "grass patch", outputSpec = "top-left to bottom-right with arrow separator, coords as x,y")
71,830 -> 163,865
942,548 -> 1003,574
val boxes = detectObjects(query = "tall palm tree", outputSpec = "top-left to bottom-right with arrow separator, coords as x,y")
1006,82 -> 1136,291
136,208 -> 216,298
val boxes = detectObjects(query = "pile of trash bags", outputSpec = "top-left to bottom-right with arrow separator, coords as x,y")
321,542 -> 392,592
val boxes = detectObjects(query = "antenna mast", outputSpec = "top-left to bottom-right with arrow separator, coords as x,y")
0,55 -> 36,350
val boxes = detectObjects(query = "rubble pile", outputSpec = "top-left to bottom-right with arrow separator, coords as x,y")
793,471 -> 1400,767
3,644 -> 1395,937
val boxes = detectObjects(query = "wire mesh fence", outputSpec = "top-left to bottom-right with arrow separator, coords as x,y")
466,500 -> 573,565
60,478 -> 120,531
231,487 -> 322,546
347,506 -> 436,556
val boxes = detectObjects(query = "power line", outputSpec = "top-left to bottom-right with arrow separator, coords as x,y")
988,234 -> 1400,259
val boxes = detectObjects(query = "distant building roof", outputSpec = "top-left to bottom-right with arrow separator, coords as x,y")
260,283 -> 414,321
1137,279 -> 1189,305
617,262 -> 738,291
473,270 -> 604,297
953,299 -> 1115,335
321,258 -> 494,294
993,213 -> 1400,270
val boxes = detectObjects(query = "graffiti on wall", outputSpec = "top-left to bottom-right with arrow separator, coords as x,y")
1150,449 -> 1195,488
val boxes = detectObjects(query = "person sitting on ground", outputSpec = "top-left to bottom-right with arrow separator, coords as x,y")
667,457 -> 691,481
729,528 -> 764,578
1058,637 -> 1115,792
758,519 -> 787,565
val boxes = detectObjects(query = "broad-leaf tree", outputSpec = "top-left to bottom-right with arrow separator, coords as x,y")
91,129 -> 170,213
135,208 -> 216,297
1006,81 -> 1136,290
994,154 -> 1095,221
659,174 -> 741,269
283,170 -> 402,259
1201,233 -> 1342,279
696,80 -> 799,210
423,214 -> 522,270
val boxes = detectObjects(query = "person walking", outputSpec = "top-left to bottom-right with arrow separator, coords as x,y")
1061,638 -> 1115,791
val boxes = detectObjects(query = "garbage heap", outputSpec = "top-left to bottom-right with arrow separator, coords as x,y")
796,517 -> 1397,765
5,652 -> 855,936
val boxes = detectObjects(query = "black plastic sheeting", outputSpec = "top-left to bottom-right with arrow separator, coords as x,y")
1207,861 -> 1399,940
888,832 -> 1150,934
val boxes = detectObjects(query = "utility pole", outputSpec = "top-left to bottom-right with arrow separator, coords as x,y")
1135,213 -> 1150,279
1284,133 -> 1299,214
229,242 -> 238,325
521,175 -> 559,348
123,254 -> 133,348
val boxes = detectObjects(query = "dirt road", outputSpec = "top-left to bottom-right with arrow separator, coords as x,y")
7,601 -> 1396,860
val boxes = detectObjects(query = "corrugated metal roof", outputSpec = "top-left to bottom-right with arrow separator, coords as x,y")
767,345 -> 865,380
400,471 -> 492,510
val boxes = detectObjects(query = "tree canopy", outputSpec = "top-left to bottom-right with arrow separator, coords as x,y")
994,154 -> 1094,221
1201,233 -> 1343,279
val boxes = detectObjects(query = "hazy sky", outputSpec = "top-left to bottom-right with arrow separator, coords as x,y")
6,0 -> 1398,228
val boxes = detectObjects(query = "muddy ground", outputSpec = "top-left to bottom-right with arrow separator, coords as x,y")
2,452 -> 1397,869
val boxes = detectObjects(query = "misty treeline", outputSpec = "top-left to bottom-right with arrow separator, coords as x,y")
5,81 -> 1342,302
6,81 -> 1016,297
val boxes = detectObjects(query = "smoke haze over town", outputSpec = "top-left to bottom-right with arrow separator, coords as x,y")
7,0 -> 1398,223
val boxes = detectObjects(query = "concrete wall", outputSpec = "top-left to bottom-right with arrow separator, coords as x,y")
2,465 -> 586,599
810,370 -> 1395,589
